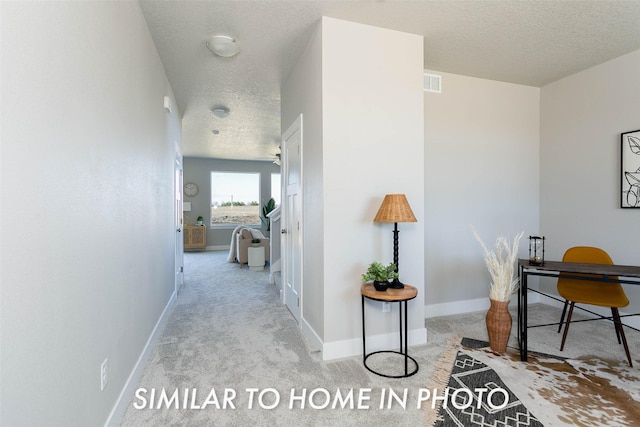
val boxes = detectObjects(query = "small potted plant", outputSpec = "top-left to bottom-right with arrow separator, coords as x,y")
196,216 -> 203,226
361,261 -> 398,292
251,238 -> 261,246
261,197 -> 276,231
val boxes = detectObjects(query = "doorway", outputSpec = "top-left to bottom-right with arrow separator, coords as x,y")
282,115 -> 303,324
174,148 -> 185,294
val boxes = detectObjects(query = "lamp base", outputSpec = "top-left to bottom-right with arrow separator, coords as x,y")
388,278 -> 404,289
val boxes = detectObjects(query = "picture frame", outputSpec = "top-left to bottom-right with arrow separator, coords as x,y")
621,129 -> 640,208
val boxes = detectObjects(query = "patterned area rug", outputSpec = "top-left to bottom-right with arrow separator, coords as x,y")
429,338 -> 640,426
433,350 -> 542,426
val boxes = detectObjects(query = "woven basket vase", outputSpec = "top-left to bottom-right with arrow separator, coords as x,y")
485,299 -> 512,354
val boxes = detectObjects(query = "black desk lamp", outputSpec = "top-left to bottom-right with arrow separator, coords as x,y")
373,194 -> 417,289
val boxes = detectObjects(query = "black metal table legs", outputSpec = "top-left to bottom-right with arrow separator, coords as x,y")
361,295 -> 419,378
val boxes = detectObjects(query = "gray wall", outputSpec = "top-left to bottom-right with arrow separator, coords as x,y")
540,49 -> 640,322
1,2 -> 180,425
424,72 -> 540,314
183,157 -> 281,248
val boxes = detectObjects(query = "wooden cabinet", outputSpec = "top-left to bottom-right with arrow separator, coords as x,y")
184,226 -> 206,251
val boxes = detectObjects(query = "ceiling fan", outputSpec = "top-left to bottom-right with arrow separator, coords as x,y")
272,147 -> 281,165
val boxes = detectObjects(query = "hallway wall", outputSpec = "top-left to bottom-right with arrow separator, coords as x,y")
1,2 -> 180,425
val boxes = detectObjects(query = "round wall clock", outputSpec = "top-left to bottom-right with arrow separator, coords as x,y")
184,182 -> 199,197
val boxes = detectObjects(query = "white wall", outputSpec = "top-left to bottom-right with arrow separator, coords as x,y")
540,49 -> 640,318
1,2 -> 179,425
424,72 -> 540,315
322,18 -> 425,354
283,17 -> 425,359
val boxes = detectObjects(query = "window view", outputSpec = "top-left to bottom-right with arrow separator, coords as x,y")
211,172 -> 260,226
271,173 -> 281,206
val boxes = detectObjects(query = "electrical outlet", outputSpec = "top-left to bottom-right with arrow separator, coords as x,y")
100,359 -> 109,391
382,302 -> 391,313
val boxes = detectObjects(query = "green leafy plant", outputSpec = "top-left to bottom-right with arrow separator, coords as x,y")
261,198 -> 276,231
361,261 -> 398,283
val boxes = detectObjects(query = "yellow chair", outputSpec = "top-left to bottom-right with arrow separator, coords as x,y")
557,246 -> 632,366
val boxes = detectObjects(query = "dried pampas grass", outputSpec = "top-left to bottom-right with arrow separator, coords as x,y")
472,227 -> 524,302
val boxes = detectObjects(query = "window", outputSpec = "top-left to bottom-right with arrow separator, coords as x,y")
211,172 -> 260,227
271,173 -> 281,206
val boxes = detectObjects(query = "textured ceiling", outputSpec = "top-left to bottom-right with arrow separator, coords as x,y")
139,0 -> 640,161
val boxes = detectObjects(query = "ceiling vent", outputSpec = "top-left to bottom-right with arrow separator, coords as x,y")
424,73 -> 442,93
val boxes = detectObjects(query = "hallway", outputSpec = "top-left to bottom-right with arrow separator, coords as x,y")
119,251 -> 441,426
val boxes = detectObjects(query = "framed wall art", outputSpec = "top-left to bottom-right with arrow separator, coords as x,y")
621,129 -> 640,208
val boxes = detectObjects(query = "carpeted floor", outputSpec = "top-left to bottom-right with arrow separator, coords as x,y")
119,250 -> 640,426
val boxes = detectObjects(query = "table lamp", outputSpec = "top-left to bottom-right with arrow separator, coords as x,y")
373,194 -> 417,289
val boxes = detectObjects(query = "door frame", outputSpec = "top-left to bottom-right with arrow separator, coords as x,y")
281,114 -> 303,324
174,143 -> 184,295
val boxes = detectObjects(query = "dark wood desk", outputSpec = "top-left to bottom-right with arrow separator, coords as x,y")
518,258 -> 640,361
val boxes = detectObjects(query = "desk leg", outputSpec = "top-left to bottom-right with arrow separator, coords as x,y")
520,271 -> 528,362
362,295 -> 366,363
517,265 -> 522,346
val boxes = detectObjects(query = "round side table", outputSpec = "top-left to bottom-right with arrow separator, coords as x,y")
361,284 -> 419,378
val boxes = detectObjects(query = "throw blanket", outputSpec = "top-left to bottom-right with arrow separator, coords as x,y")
226,225 -> 247,263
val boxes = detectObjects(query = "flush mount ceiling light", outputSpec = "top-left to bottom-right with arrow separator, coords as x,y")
206,35 -> 240,58
212,107 -> 230,118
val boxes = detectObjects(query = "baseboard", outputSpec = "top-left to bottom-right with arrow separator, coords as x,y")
269,261 -> 281,286
425,292 -> 542,318
301,317 -> 323,353
207,245 -> 229,251
103,291 -> 177,427
321,327 -> 427,361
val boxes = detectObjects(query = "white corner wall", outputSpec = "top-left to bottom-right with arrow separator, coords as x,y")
540,49 -> 640,318
321,18 -> 425,358
282,17 -> 425,359
424,72 -> 540,316
1,2 -> 180,425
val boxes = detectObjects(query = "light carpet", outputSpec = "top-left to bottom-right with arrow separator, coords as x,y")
120,251 -> 447,426
119,250 -> 640,426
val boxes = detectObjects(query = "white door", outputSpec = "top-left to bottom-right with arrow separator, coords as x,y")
282,115 -> 302,323
174,151 -> 185,294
